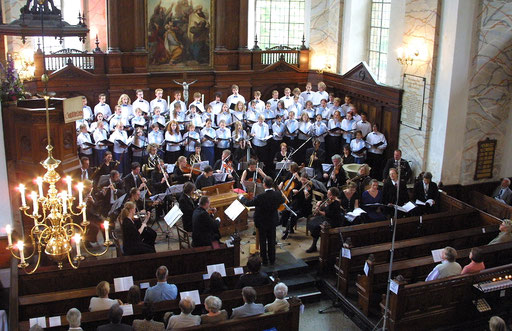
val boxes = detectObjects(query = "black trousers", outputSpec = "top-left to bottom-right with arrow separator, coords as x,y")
258,226 -> 276,264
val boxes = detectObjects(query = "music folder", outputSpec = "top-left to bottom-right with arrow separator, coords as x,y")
180,290 -> 201,305
206,263 -> 227,277
322,163 -> 333,172
225,199 -> 247,222
114,276 -> 134,292
98,139 -> 114,146
164,204 -> 183,228
83,142 -> 96,147
213,173 -> 228,182
115,139 -> 129,148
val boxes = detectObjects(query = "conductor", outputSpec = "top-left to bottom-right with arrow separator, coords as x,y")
240,176 -> 285,266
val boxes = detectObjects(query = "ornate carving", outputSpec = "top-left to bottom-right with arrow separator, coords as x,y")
20,136 -> 31,153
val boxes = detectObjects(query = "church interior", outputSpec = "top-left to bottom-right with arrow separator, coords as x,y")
0,0 -> 511,330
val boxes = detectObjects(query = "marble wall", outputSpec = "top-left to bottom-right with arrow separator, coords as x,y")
309,0 -> 343,72
84,0 -> 107,52
1,0 -> 35,55
397,0 -> 441,177
460,0 -> 512,184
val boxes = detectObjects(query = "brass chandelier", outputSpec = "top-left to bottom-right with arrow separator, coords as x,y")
4,0 -> 109,274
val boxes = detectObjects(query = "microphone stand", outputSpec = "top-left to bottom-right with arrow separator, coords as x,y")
318,227 -> 345,314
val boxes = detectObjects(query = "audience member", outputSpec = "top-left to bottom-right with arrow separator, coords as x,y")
127,285 -> 143,306
461,247 -> 485,275
89,281 -> 120,312
132,303 -> 165,331
425,247 -> 461,281
201,295 -> 228,325
166,297 -> 200,330
144,266 -> 178,304
236,254 -> 271,288
265,282 -> 290,313
204,271 -> 228,294
413,172 -> 439,214
66,308 -> 83,331
489,316 -> 507,331
97,304 -> 133,331
489,219 -> 512,245
231,286 -> 265,319
492,178 -> 512,205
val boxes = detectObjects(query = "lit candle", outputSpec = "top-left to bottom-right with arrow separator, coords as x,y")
61,191 -> 68,214
77,182 -> 84,205
82,206 -> 87,223
201,94 -> 204,105
5,224 -> 12,247
167,95 -> 170,108
30,191 -> 38,216
104,220 -> 110,242
19,184 -> 26,207
73,233 -> 81,256
36,177 -> 43,197
66,176 -> 72,196
17,240 -> 25,264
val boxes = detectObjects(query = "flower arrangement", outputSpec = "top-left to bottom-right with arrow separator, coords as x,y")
0,54 -> 25,103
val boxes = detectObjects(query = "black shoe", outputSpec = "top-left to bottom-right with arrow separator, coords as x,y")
281,231 -> 289,240
306,245 -> 317,253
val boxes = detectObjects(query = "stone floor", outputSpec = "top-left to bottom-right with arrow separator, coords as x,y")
300,300 -> 361,331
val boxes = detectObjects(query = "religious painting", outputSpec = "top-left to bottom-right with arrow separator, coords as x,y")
146,0 -> 213,71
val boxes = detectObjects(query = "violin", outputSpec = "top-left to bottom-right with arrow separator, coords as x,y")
180,163 -> 202,176
223,160 -> 234,174
334,163 -> 342,175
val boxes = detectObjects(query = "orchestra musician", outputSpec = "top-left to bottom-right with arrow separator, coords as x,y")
192,196 -> 221,247
213,149 -> 237,182
306,187 -> 342,253
78,179 -> 104,244
189,145 -> 203,165
151,159 -> 171,194
348,163 -> 372,199
73,156 -> 95,182
178,182 -> 198,232
96,170 -> 125,217
126,187 -> 157,248
119,201 -> 156,256
240,159 -> 266,185
273,142 -> 292,183
280,172 -> 313,240
195,165 -> 216,190
123,162 -> 148,192
92,152 -> 119,185
174,156 -> 194,184
323,154 -> 347,189
304,139 -> 325,180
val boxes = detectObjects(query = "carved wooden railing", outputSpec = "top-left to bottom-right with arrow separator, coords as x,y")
44,48 -> 94,71
251,44 -> 309,71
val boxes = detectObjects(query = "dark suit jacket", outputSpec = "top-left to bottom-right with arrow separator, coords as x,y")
123,173 -> 142,192
95,180 -> 126,216
242,189 -> 285,230
192,207 -> 219,247
179,193 -> 196,232
382,179 -> 409,206
383,158 -> 412,182
97,322 -> 133,331
305,147 -> 325,173
413,181 -> 439,203
72,167 -> 95,181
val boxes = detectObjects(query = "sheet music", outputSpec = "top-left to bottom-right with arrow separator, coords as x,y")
225,199 -> 246,221
166,164 -> 175,173
397,201 -> 417,213
322,163 -> 333,172
207,263 -> 227,277
29,317 -> 47,328
342,247 -> 351,259
109,193 -> 127,215
304,167 -> 315,177
199,161 -> 210,171
49,316 -> 61,327
180,290 -> 201,305
166,184 -> 184,195
234,267 -> 244,275
121,304 -> 134,316
276,161 -> 291,170
139,282 -> 150,289
390,280 -> 399,294
364,262 -> 369,276
150,193 -> 167,202
213,173 -> 228,182
114,276 -> 134,292
431,248 -> 444,263
415,199 -> 426,206
164,204 -> 183,227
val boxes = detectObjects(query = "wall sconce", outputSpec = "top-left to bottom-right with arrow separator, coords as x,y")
396,47 -> 419,66
12,50 -> 35,80
312,54 -> 334,74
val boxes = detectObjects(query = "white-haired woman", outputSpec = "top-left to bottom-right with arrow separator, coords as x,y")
264,282 -> 290,313
200,295 -> 228,325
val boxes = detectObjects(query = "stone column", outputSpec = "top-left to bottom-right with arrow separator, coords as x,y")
133,0 -> 146,52
107,0 -> 120,53
215,0 -> 227,50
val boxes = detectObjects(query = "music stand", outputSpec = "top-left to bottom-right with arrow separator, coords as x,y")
162,204 -> 183,249
276,203 -> 294,249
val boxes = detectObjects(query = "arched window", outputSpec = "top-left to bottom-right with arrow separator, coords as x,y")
368,0 -> 391,81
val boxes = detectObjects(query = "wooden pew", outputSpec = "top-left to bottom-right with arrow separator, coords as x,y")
17,237 -> 240,296
18,266 -> 247,321
319,207 -> 480,274
468,190 -> 512,219
18,283 -> 280,331
336,223 -> 500,296
355,241 -> 512,316
383,263 -> 512,331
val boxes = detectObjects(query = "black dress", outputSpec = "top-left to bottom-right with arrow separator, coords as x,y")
307,200 -> 342,238
339,192 -> 358,225
121,217 -> 155,256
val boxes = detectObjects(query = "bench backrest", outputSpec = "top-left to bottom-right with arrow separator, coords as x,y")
469,190 -> 512,219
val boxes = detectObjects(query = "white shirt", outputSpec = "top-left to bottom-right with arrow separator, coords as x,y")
150,98 -> 168,114
312,91 -> 329,105
76,119 -> 89,132
209,100 -> 223,114
312,122 -> 328,142
226,93 -> 246,108
77,132 -> 93,155
288,102 -> 303,119
131,116 -> 146,128
165,131 -> 183,152
284,119 -> 299,139
183,131 -> 200,152
109,115 -> 125,131
280,95 -> 294,109
328,119 -> 342,137
272,122 -> 285,140
267,98 -> 280,111
252,99 -> 265,113
189,100 -> 205,113
356,120 -> 372,138
201,127 -> 216,147
216,127 -> 231,149
94,103 -> 112,118
365,131 -> 387,154
341,118 -> 356,142
298,121 -> 312,140
148,130 -> 164,145
133,98 -> 150,114
170,100 -> 187,115
350,139 -> 366,158
151,115 -> 166,127
300,91 -> 314,104
251,122 -> 269,147
216,112 -> 233,127
83,105 -> 93,122
109,129 -> 128,154
93,128 -> 108,150
120,104 -> 133,119
188,113 -> 204,128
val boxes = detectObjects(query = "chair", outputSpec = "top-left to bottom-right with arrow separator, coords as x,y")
111,230 -> 123,257
176,225 -> 192,249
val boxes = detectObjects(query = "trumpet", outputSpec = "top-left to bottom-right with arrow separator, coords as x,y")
138,174 -> 152,196
308,151 -> 316,168
159,162 -> 171,188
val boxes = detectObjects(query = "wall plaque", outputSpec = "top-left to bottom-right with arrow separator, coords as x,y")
474,138 -> 497,180
400,74 -> 426,130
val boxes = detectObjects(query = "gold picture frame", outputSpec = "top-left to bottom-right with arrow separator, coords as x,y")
146,0 -> 214,72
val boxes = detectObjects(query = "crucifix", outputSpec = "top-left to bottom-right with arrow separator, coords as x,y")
173,73 -> 197,105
